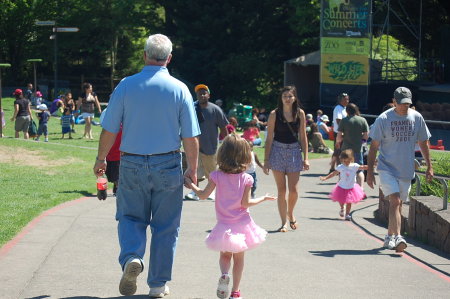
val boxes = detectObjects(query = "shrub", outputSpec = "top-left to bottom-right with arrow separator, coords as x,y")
413,154 -> 450,200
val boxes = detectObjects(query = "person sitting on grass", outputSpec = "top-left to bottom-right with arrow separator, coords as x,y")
308,123 -> 331,154
242,119 -> 262,146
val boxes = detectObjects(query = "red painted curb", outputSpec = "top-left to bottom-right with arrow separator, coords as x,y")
346,221 -> 450,283
0,196 -> 90,258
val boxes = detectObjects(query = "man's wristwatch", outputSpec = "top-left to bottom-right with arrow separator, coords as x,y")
96,156 -> 106,162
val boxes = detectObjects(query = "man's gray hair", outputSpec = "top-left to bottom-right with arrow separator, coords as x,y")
144,34 -> 172,61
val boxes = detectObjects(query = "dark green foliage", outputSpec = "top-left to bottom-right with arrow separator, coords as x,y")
1,1 -> 448,107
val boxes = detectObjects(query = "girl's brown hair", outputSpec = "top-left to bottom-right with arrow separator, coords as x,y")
217,135 -> 252,174
339,149 -> 354,162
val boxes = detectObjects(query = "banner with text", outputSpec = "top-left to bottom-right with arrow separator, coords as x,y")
321,54 -> 369,85
321,0 -> 370,38
320,0 -> 371,109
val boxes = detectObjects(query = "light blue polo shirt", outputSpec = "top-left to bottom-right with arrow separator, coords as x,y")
102,65 -> 200,155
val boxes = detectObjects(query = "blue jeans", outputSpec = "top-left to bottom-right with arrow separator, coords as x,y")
116,152 -> 183,288
247,171 -> 257,196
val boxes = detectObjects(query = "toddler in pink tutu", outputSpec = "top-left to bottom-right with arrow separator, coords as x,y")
320,149 -> 367,221
186,134 -> 276,299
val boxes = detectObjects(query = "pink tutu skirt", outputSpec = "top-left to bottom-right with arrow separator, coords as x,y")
329,184 -> 366,205
205,219 -> 267,253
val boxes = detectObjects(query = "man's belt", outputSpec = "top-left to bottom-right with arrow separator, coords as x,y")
121,150 -> 180,157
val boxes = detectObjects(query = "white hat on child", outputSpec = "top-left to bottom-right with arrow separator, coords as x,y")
37,104 -> 47,111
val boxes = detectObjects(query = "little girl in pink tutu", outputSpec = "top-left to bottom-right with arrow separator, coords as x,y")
186,134 -> 276,299
320,149 -> 367,221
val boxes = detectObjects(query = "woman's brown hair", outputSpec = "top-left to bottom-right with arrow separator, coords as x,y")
277,86 -> 301,120
217,134 -> 252,174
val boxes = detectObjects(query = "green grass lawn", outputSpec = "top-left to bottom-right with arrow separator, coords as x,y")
1,97 -> 101,247
0,97 -> 337,247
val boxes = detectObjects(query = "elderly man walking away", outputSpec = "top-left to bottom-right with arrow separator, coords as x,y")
366,87 -> 433,253
93,34 -> 200,298
185,83 -> 229,200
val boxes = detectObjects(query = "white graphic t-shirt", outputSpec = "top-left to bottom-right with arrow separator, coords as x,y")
369,108 -> 431,179
336,163 -> 360,189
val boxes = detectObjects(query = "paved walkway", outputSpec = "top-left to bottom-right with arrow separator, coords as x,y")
1,158 -> 449,299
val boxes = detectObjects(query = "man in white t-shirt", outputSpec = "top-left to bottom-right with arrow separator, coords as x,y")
367,87 -> 433,253
329,93 -> 349,173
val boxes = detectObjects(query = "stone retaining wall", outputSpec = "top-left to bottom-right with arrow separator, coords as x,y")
375,190 -> 450,254
408,196 -> 450,253
374,189 -> 408,234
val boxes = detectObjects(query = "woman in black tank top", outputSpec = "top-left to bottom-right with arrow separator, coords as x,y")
263,86 -> 310,232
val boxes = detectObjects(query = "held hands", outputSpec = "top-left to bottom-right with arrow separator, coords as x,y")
184,176 -> 195,189
184,167 -> 197,188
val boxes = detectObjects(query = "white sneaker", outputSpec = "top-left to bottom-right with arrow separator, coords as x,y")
185,191 -> 200,201
216,274 -> 230,299
119,257 -> 143,296
383,234 -> 396,250
344,214 -> 352,221
149,285 -> 170,298
394,235 -> 407,252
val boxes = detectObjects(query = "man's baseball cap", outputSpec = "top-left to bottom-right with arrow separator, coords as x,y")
194,84 -> 210,93
394,87 -> 412,104
13,89 -> 23,95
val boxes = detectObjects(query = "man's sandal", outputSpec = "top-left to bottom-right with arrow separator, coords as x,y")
278,225 -> 288,232
289,220 -> 298,230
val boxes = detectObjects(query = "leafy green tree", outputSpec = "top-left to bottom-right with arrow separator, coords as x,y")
161,0 -> 298,109
0,0 -> 59,84
0,0 -> 163,93
287,0 -> 321,53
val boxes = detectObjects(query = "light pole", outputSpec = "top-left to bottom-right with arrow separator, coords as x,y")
27,59 -> 42,96
0,63 -> 12,138
35,21 -> 79,99
49,31 -> 58,98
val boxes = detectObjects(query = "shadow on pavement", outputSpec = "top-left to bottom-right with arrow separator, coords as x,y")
306,191 -> 331,195
59,190 -> 94,197
57,296 -> 150,299
267,229 -> 296,234
301,173 -> 324,178
308,217 -> 343,221
304,196 -> 330,200
309,247 -> 400,258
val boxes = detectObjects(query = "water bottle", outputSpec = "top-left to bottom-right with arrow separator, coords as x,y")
97,176 -> 108,200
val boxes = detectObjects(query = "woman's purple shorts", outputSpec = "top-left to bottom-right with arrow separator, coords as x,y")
269,140 -> 303,173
